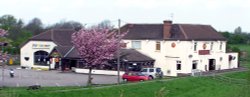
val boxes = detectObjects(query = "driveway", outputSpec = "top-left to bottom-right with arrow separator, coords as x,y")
0,66 -> 120,87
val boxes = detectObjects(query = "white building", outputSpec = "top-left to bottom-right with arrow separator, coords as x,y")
20,29 -> 75,70
20,29 -> 154,75
121,20 -> 238,76
20,21 -> 238,76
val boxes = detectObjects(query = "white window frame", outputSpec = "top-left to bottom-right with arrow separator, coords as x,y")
192,60 -> 198,70
219,42 -> 223,50
210,42 -> 213,50
131,41 -> 141,49
194,42 -> 197,51
156,41 -> 161,51
176,61 -> 181,70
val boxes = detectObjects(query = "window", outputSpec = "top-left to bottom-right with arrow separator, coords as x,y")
142,69 -> 147,72
156,68 -> 161,73
34,50 -> 49,66
132,41 -> 141,49
121,43 -> 127,48
192,60 -> 198,69
156,41 -> 161,51
194,42 -> 197,51
210,42 -> 213,50
176,61 -> 181,70
219,42 -> 223,50
149,69 -> 154,72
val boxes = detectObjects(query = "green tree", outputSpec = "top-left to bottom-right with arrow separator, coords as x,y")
0,15 -> 17,30
46,20 -> 83,31
234,26 -> 242,34
0,14 -> 33,54
24,18 -> 44,35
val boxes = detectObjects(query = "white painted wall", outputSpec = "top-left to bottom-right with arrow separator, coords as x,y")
123,39 -> 238,76
20,41 -> 57,68
20,40 -> 238,76
75,68 -> 125,75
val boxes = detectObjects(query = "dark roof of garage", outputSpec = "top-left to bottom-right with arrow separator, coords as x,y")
53,47 -> 154,62
20,29 -> 75,48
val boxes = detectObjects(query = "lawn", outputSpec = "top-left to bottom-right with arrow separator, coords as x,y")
0,76 -> 249,97
223,71 -> 249,79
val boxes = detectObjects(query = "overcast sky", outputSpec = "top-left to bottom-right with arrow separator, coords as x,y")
0,0 -> 249,32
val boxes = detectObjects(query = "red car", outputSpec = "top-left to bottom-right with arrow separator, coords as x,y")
122,72 -> 150,82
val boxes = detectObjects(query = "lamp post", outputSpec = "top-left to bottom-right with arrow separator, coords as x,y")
117,19 -> 121,84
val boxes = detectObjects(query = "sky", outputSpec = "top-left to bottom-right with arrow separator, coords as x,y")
0,0 -> 249,32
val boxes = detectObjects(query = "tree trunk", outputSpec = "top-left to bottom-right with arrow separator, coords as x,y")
87,67 -> 92,86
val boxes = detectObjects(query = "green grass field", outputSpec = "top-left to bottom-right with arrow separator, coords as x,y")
0,76 -> 249,97
224,71 -> 248,79
0,44 -> 249,97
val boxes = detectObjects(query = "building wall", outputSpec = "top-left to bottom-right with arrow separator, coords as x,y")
20,41 -> 57,68
123,39 -> 238,76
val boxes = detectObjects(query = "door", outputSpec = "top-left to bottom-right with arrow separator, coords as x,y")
209,59 -> 216,70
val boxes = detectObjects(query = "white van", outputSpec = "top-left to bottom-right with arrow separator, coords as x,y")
141,67 -> 163,79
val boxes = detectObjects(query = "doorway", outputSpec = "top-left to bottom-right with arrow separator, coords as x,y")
208,59 -> 216,70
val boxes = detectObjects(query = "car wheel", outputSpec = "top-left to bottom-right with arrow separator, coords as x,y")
149,76 -> 154,80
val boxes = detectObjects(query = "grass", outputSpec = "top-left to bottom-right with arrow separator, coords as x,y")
0,76 -> 249,97
223,71 -> 248,79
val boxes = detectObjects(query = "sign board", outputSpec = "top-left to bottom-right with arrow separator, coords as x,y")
32,44 -> 50,49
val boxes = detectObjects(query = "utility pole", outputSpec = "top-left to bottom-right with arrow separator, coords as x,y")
117,19 -> 121,84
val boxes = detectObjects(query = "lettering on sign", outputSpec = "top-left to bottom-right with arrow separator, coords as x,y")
32,44 -> 50,49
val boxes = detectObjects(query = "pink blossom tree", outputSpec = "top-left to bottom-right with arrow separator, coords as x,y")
0,29 -> 7,37
0,28 -> 8,58
72,28 -> 124,86
0,28 -> 8,87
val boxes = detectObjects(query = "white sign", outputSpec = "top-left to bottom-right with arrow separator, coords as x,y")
32,44 -> 50,49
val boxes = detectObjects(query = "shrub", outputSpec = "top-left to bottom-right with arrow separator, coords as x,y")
232,47 -> 241,52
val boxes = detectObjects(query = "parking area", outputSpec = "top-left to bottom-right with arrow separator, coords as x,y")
0,66 -> 119,87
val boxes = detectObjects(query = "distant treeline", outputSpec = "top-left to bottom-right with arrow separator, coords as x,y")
219,26 -> 250,44
0,14 -> 249,55
0,14 -> 113,54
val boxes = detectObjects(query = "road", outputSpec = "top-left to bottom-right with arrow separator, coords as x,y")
0,66 -> 119,87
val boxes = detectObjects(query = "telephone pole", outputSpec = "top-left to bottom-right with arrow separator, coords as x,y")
117,19 -> 121,84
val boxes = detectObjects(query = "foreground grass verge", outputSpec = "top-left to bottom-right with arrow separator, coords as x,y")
0,75 -> 249,97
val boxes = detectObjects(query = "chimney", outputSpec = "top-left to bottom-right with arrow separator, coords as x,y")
163,20 -> 172,39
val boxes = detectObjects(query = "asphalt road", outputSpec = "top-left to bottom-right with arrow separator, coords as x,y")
0,66 -> 119,87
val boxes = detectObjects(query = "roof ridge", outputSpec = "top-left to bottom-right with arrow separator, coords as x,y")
177,23 -> 211,26
30,30 -> 50,39
178,25 -> 188,39
64,46 -> 75,57
51,29 -> 63,46
126,23 -> 163,25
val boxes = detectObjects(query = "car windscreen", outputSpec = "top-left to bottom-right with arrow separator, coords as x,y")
141,69 -> 147,72
136,73 -> 145,76
156,68 -> 161,72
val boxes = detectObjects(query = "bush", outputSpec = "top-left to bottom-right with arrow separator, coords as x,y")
232,47 -> 241,52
